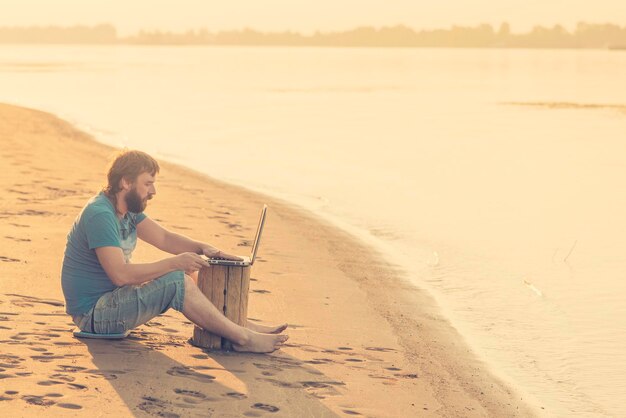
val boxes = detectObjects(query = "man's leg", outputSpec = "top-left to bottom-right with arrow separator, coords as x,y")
181,275 -> 288,353
246,320 -> 288,334
190,269 -> 286,333
188,272 -> 286,334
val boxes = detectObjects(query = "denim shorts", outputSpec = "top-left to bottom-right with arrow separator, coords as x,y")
72,271 -> 185,334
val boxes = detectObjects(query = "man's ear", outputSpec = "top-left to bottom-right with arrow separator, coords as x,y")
120,177 -> 132,191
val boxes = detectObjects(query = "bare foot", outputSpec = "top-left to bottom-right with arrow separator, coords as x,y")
233,330 -> 289,353
246,321 -> 288,334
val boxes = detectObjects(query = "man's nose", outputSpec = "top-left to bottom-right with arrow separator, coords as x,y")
149,185 -> 156,195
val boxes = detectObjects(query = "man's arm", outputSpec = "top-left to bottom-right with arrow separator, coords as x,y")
137,218 -> 241,260
95,246 -> 208,287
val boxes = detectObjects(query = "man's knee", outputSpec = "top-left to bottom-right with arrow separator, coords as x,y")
152,271 -> 186,312
184,274 -> 197,290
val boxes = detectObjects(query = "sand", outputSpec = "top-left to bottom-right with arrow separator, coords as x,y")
0,103 -> 536,417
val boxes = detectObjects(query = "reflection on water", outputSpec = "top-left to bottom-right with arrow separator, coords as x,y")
504,101 -> 626,113
1,45 -> 625,417
0,62 -> 77,71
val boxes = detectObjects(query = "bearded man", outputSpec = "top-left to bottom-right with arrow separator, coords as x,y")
61,150 -> 288,353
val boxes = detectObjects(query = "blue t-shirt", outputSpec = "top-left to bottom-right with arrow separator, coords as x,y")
61,192 -> 146,316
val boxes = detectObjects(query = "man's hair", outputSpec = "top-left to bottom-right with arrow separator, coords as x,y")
103,149 -> 160,196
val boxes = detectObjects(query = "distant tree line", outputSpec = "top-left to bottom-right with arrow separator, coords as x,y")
1,23 -> 625,49
0,24 -> 116,44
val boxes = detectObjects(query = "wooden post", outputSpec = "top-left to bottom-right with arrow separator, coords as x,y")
192,264 -> 251,350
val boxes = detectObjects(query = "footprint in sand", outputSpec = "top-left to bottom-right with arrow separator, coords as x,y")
159,327 -> 179,334
53,341 -> 78,347
18,209 -> 56,216
253,362 -> 283,372
173,388 -> 207,400
42,185 -> 78,200
342,409 -> 362,415
7,189 -> 30,195
223,392 -> 247,400
166,366 -> 216,383
174,224 -> 193,231
56,365 -> 87,373
85,369 -> 126,380
49,373 -> 75,382
4,236 -> 31,242
260,378 -> 345,393
368,374 -> 398,383
306,369 -> 324,376
8,223 -> 29,228
0,353 -> 24,366
31,355 -> 66,363
56,403 -> 83,410
190,354 -> 209,360
138,396 -> 180,418
251,403 -> 280,413
394,373 -> 418,379
259,379 -> 300,389
22,395 -> 56,406
364,346 -> 397,353
268,357 -> 305,368
49,328 -> 69,332
0,256 -> 21,263
5,294 -> 64,307
37,380 -> 64,386
301,380 -> 346,389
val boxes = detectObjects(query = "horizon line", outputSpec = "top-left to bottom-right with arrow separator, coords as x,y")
1,21 -> 626,35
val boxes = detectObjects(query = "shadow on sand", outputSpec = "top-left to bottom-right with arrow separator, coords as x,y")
82,324 -> 342,417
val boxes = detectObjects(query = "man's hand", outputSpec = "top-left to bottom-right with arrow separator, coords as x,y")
201,246 -> 243,261
173,252 -> 210,274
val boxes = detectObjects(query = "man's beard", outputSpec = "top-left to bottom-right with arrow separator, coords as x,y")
125,187 -> 150,213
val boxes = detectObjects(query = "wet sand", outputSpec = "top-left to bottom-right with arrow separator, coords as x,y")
0,103 -> 535,417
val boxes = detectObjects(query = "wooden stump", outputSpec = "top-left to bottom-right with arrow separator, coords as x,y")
192,264 -> 251,350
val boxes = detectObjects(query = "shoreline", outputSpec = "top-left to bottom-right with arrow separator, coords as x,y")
0,102 -> 536,416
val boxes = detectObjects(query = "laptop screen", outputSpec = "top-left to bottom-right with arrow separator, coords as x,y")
249,205 -> 267,265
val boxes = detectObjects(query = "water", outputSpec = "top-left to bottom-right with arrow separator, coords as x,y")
1,45 -> 625,416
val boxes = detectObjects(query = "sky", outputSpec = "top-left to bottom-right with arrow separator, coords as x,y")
0,0 -> 624,35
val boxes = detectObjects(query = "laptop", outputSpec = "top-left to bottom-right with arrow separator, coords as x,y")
205,205 -> 267,266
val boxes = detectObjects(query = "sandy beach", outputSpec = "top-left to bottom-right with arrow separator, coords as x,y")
0,103 -> 536,417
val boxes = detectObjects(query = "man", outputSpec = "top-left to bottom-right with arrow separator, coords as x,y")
61,150 -> 288,353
